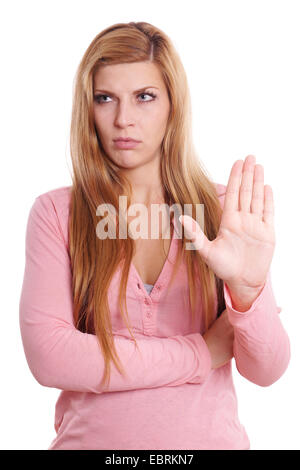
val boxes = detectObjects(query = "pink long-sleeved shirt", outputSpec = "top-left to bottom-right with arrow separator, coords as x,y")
19,183 -> 290,450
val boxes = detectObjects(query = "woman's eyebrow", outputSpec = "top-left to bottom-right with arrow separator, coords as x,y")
94,86 -> 159,95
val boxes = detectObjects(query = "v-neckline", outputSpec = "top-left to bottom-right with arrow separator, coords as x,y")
130,216 -> 177,294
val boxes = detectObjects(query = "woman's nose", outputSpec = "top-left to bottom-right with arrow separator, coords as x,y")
114,101 -> 135,127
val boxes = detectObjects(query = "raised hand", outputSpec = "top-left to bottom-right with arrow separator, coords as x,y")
179,155 -> 275,307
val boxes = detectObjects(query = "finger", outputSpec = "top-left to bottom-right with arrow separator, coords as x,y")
263,185 -> 274,225
179,214 -> 210,261
251,164 -> 264,218
223,160 -> 244,212
239,155 -> 256,212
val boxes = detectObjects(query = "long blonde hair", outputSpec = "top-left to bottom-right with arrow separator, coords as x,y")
68,21 -> 225,391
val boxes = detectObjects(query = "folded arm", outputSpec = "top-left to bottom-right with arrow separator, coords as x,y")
19,194 -> 212,393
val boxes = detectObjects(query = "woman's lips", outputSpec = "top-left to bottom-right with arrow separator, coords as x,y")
113,140 -> 141,149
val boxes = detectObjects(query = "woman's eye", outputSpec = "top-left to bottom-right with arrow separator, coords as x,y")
94,95 -> 112,103
139,93 -> 156,102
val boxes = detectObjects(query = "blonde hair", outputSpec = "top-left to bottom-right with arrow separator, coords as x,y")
68,21 -> 225,391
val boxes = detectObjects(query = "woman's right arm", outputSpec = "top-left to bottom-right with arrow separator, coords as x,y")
19,194 -> 212,394
202,309 -> 234,369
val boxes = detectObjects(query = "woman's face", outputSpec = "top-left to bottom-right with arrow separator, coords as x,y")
93,61 -> 170,169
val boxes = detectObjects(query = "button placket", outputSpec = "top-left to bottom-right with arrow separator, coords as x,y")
144,296 -> 151,317
135,279 -> 165,330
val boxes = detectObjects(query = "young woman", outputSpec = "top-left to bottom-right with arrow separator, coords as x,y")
19,21 -> 290,450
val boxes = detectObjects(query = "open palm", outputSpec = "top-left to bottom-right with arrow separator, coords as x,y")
179,155 -> 275,290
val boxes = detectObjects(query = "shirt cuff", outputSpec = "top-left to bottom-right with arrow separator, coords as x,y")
223,271 -> 281,328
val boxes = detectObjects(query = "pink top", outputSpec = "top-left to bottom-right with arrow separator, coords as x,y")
19,183 -> 290,450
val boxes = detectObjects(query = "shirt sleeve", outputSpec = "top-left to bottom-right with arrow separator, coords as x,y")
224,271 -> 291,386
19,194 -> 212,394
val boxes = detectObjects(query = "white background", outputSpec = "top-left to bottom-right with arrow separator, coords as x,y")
1,0 -> 299,450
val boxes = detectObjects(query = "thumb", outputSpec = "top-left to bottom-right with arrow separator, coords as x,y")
179,214 -> 208,254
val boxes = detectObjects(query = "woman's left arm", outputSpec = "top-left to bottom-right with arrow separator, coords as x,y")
178,154 -> 291,386
223,271 -> 290,386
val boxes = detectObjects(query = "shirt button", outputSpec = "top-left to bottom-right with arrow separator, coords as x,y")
146,311 -> 151,317
144,298 -> 150,304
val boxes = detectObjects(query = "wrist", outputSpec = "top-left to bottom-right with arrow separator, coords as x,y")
225,282 -> 265,312
203,335 -> 220,369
